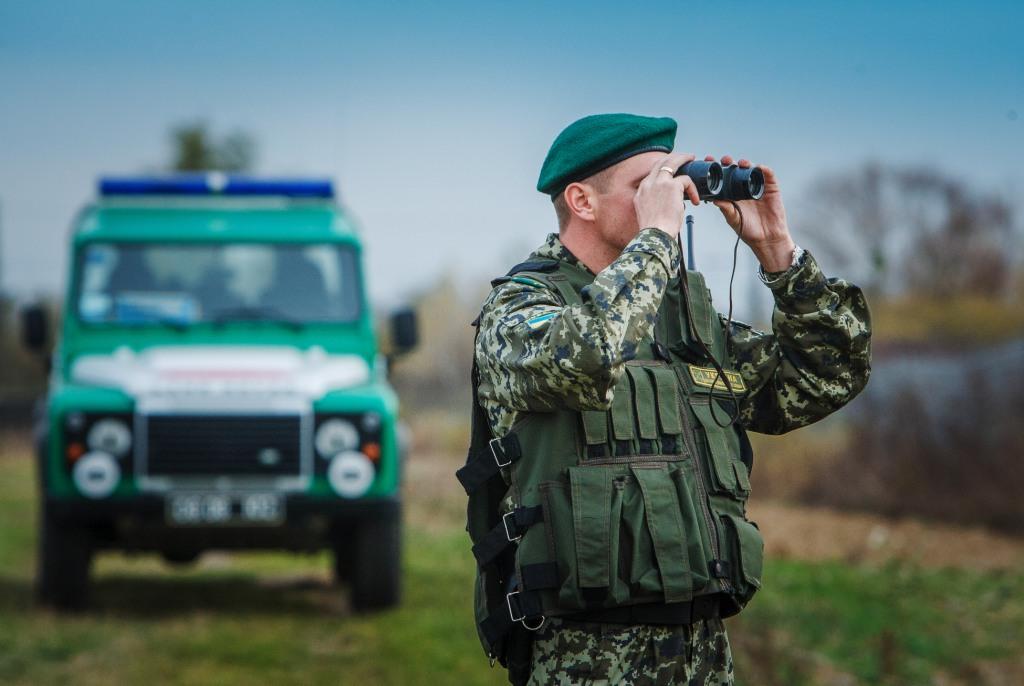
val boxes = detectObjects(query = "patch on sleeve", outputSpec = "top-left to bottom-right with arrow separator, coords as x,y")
525,311 -> 558,331
511,276 -> 546,289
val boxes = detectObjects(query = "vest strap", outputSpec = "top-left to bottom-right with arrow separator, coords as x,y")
564,594 -> 722,626
480,609 -> 515,646
471,506 -> 545,567
456,433 -> 523,495
519,561 -> 561,591
546,273 -> 582,307
480,562 -> 561,644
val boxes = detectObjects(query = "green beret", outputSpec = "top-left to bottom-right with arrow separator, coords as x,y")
537,113 -> 677,197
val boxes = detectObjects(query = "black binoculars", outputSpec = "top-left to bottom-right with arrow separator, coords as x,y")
674,161 -> 765,201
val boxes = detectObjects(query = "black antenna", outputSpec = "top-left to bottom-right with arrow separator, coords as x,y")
685,214 -> 696,271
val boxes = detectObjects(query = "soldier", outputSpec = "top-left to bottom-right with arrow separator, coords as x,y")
458,114 -> 871,685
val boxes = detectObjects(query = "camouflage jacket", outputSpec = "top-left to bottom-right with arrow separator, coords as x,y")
475,228 -> 871,437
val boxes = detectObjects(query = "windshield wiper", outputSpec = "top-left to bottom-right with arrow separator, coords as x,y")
210,305 -> 305,331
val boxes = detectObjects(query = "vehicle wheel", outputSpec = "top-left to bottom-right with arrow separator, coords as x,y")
349,507 -> 402,612
331,535 -> 355,585
35,505 -> 93,611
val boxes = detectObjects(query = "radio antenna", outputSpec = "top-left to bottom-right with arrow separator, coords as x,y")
685,214 -> 696,271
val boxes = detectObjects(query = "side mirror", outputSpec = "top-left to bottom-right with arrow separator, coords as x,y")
389,308 -> 419,357
20,304 -> 48,353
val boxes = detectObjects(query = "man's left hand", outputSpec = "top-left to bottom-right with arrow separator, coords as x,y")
706,155 -> 796,272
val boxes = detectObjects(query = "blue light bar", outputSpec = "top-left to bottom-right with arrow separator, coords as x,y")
99,174 -> 334,199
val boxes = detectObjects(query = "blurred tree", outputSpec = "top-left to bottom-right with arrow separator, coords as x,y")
797,162 -> 892,295
796,163 -> 1017,298
169,122 -> 256,172
897,171 -> 1014,298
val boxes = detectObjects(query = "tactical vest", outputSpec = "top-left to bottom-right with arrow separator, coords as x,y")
458,253 -> 765,665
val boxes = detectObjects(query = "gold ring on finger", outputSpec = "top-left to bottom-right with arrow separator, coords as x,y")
658,166 -> 675,175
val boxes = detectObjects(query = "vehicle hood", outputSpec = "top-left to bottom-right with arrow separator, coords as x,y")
70,345 -> 372,405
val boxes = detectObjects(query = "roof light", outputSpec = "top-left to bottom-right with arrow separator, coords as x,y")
98,174 -> 334,199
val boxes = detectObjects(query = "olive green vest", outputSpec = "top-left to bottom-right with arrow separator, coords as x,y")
460,254 -> 765,661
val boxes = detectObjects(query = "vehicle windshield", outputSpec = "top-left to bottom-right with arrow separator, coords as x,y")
75,242 -> 361,326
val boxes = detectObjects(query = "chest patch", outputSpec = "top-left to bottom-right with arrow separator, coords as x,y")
687,364 -> 747,393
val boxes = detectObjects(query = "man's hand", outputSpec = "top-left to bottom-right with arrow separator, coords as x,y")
707,155 -> 796,272
634,153 -> 701,240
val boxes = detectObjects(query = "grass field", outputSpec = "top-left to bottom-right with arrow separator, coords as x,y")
2,427 -> 1022,685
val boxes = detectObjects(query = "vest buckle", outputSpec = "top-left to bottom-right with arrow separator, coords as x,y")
502,510 -> 522,542
490,437 -> 512,468
506,590 -> 545,631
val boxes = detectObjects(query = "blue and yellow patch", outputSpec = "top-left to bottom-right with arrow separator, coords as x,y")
526,312 -> 558,330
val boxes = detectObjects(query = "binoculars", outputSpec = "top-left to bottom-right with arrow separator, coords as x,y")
674,161 -> 765,201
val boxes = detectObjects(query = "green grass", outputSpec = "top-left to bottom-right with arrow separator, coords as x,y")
0,450 -> 504,686
735,560 -> 1024,685
1,448 -> 1022,685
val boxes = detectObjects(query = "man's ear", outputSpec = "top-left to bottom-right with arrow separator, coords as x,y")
564,182 -> 597,222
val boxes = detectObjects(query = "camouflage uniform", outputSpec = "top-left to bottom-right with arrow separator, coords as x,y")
528,618 -> 732,686
475,228 -> 871,683
477,229 -> 871,437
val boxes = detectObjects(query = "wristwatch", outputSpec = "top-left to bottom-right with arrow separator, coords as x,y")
757,245 -> 805,285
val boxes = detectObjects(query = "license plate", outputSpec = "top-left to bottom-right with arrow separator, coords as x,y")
166,492 -> 284,526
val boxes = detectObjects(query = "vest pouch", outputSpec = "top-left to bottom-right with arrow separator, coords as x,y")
629,463 -> 699,603
580,410 -> 610,459
536,469 -> 625,611
609,380 -> 637,455
645,366 -> 684,446
689,398 -> 747,497
618,469 -> 661,598
720,513 -> 764,605
625,365 -> 660,455
538,463 -> 704,611
668,462 -> 713,592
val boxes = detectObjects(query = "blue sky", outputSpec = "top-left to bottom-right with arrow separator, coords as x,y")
1,0 -> 1021,317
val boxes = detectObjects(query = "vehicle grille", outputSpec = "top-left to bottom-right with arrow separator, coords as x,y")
144,415 -> 303,477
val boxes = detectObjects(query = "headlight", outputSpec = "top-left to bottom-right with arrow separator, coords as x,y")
87,418 -> 132,458
315,419 -> 359,458
327,451 -> 375,498
72,451 -> 121,498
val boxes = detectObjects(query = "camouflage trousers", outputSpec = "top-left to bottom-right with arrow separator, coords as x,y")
526,617 -> 733,685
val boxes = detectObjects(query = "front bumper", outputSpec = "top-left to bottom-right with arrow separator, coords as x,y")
45,494 -> 400,553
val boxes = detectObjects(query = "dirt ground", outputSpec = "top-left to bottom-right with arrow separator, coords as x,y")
749,500 -> 1024,571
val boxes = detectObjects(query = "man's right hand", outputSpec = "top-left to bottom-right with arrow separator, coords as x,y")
633,153 -> 700,239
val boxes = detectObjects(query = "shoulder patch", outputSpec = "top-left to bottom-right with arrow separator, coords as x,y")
525,311 -> 558,330
491,274 -> 549,289
511,276 -> 545,288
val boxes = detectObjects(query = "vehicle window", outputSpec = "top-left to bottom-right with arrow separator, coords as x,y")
76,243 -> 361,325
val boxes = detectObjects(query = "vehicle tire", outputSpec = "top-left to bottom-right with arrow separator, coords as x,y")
349,507 -> 402,612
331,534 -> 355,585
35,505 -> 93,611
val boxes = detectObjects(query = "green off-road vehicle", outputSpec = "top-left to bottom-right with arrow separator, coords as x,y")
21,175 -> 416,611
